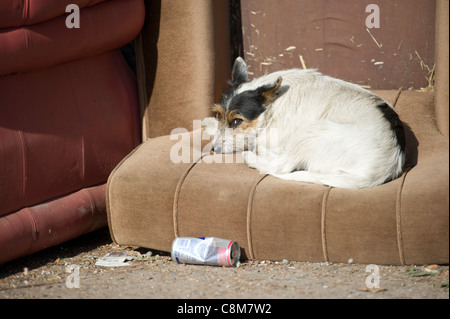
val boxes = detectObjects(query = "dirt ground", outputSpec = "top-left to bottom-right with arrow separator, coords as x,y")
0,228 -> 448,300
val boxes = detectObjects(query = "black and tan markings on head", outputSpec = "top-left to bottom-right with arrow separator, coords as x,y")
212,57 -> 283,131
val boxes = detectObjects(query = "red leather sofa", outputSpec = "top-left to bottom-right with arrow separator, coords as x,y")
0,0 -> 144,264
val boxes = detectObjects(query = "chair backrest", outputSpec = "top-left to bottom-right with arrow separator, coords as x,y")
137,0 -> 448,138
136,0 -> 232,139
240,0 -> 436,91
240,0 -> 447,137
434,0 -> 449,137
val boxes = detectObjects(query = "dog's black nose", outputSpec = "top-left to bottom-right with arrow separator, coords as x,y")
211,145 -> 222,154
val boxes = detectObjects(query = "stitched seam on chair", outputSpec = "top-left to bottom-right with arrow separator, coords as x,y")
23,208 -> 38,242
246,174 -> 268,260
393,87 -> 406,265
23,28 -> 31,49
82,188 -> 96,217
321,187 -> 332,262
81,135 -> 85,182
23,0 -> 30,25
17,130 -> 27,199
64,64 -> 85,183
396,168 -> 410,265
172,155 -> 205,238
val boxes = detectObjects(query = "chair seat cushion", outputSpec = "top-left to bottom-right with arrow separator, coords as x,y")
0,184 -> 107,264
106,91 -> 449,265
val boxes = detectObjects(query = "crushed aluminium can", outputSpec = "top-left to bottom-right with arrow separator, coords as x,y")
171,237 -> 240,267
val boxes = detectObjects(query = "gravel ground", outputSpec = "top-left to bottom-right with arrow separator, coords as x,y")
1,228 -> 448,300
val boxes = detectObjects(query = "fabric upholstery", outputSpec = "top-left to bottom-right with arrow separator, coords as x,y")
239,0 -> 435,90
0,185 -> 106,263
106,0 -> 448,265
0,0 -> 143,264
0,0 -> 144,76
106,90 -> 448,265
0,51 -> 140,217
136,0 -> 231,139
0,0 -> 106,27
434,0 -> 449,136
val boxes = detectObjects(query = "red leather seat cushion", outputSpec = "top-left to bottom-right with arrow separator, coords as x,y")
0,184 -> 107,264
0,0 -> 145,76
0,50 -> 140,217
0,0 -> 143,264
0,0 -> 107,28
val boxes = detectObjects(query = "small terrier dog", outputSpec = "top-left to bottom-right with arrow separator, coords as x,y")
202,57 -> 405,189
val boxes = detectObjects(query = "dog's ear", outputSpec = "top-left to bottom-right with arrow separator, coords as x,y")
230,57 -> 248,88
259,76 -> 282,105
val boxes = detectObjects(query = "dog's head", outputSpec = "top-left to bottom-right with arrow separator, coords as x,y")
202,57 -> 283,153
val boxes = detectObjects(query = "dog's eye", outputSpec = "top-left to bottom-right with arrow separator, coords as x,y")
230,118 -> 243,127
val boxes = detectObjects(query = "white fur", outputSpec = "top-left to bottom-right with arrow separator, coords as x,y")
203,67 -> 405,189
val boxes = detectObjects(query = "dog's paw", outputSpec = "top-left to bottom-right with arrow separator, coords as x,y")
201,117 -> 219,136
242,151 -> 259,168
